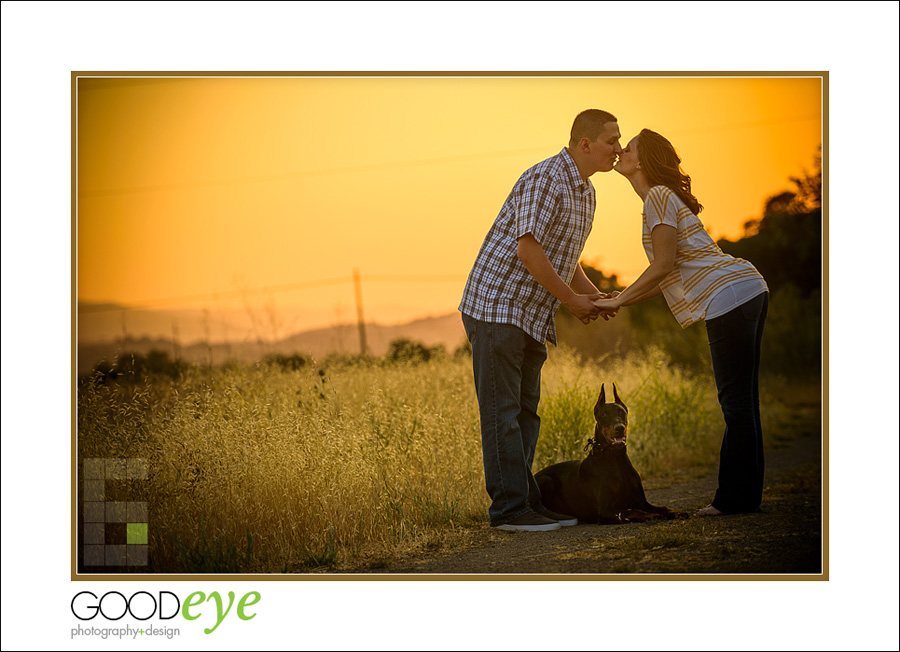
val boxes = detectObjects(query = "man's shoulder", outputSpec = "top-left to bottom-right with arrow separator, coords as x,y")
530,149 -> 570,175
517,150 -> 572,187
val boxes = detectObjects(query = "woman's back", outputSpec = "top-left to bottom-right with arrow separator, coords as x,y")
642,185 -> 766,327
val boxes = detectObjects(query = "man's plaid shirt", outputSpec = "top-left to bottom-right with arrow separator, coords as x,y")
459,148 -> 596,345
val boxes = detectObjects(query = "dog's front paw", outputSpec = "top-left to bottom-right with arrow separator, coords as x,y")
655,506 -> 688,520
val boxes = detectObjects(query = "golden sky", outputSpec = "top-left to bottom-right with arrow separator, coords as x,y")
77,75 -> 821,333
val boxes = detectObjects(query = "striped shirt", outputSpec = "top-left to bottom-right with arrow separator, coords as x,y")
643,185 -> 767,328
459,148 -> 595,345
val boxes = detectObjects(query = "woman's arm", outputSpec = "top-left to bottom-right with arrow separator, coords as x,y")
620,283 -> 663,306
593,224 -> 677,310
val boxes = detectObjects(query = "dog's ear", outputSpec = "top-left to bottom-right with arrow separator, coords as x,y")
594,384 -> 606,419
612,382 -> 627,412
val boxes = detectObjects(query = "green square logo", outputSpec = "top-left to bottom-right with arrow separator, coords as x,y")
127,522 -> 148,545
83,458 -> 149,567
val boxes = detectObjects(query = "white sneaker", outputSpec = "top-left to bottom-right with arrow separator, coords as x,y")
537,508 -> 578,527
494,512 -> 561,532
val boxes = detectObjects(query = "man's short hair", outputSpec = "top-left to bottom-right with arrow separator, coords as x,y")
569,109 -> 618,147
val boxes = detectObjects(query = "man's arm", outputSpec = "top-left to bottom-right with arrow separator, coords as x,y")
570,263 -> 618,320
516,233 -> 600,324
569,263 -> 599,295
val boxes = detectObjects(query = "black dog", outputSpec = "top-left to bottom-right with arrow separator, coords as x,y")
535,383 -> 682,524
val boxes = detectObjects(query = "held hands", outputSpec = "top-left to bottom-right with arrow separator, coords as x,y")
592,291 -> 622,317
567,292 -> 620,325
594,291 -> 620,321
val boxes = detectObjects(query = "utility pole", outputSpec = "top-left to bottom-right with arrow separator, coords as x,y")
203,307 -> 212,367
353,268 -> 367,356
171,319 -> 181,361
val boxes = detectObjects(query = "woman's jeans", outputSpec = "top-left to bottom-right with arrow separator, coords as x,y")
705,292 -> 769,513
462,314 -> 547,527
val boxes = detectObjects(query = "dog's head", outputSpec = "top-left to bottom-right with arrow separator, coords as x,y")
592,383 -> 628,451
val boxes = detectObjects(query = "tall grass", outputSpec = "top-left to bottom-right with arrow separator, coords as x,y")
536,347 -> 727,475
78,346 -> 788,572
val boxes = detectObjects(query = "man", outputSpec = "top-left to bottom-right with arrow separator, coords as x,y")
459,109 -> 622,532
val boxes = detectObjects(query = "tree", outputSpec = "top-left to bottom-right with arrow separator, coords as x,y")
717,149 -> 822,297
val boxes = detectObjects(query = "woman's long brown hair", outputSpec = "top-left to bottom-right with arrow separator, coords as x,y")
637,129 -> 703,215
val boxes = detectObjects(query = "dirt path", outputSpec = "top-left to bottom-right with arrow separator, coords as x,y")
362,429 -> 823,576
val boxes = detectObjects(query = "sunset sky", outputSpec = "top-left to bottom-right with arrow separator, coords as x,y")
4,1 -> 899,649
76,74 -> 822,339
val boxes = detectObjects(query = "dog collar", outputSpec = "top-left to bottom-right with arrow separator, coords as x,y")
584,436 -> 611,454
584,435 -> 626,456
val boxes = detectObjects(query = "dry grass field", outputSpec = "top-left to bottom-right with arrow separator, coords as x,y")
77,347 -> 796,573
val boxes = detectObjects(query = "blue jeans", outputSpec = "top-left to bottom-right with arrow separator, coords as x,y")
705,292 -> 769,513
462,314 -> 548,526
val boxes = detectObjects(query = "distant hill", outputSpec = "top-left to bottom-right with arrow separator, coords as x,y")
76,312 -> 467,375
77,301 -> 301,345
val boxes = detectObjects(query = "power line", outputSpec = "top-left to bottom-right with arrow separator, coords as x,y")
365,274 -> 466,283
78,273 -> 467,313
78,114 -> 820,199
79,277 -> 351,313
667,114 -> 819,136
77,146 -> 556,198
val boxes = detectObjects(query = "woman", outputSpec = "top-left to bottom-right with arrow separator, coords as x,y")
594,129 -> 769,516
